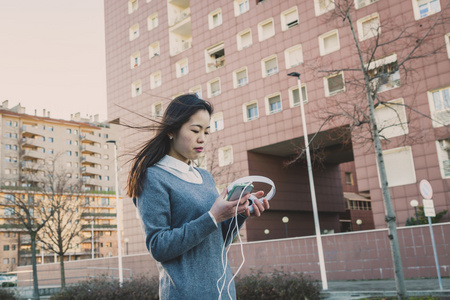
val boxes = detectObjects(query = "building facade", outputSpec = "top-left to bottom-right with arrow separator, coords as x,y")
0,101 -> 122,273
104,0 -> 450,255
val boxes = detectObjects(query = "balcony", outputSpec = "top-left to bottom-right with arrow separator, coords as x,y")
81,144 -> 101,154
81,212 -> 117,219
0,224 -> 26,231
81,166 -> 102,176
80,133 -> 102,144
21,161 -> 40,171
169,7 -> 191,26
22,149 -> 45,160
81,224 -> 117,231
81,155 -> 103,165
82,177 -> 102,186
22,137 -> 45,148
22,126 -> 45,138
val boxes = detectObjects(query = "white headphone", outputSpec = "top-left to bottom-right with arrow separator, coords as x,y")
226,176 -> 276,213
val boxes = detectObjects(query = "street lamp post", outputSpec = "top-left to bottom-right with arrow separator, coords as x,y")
288,72 -> 328,290
106,140 -> 123,285
410,199 -> 419,225
282,216 -> 289,238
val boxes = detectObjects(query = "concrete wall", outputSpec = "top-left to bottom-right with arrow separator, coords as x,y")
18,222 -> 450,286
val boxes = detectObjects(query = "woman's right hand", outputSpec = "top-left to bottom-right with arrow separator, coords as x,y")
209,188 -> 250,223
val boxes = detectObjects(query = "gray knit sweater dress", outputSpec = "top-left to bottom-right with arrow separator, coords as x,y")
134,166 -> 246,300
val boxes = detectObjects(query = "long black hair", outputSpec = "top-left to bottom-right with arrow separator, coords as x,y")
127,94 -> 213,198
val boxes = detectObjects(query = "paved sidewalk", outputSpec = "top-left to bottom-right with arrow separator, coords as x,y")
321,278 -> 450,299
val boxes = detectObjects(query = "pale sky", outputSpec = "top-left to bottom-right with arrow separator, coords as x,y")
0,0 -> 108,121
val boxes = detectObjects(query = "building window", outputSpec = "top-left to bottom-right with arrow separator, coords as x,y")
412,0 -> 441,20
284,44 -> 303,69
176,58 -> 189,78
5,120 -> 12,126
289,84 -> 308,107
207,78 -> 221,98
314,0 -> 335,16
281,7 -> 299,31
258,18 -> 275,41
3,258 -> 9,264
355,0 -> 379,9
428,85 -> 450,127
233,67 -> 248,88
234,0 -> 249,16
131,80 -> 143,97
445,33 -> 450,59
5,144 -> 11,150
186,86 -> 201,99
237,29 -> 252,50
149,42 -> 160,59
129,24 -> 139,41
357,13 -> 381,41
375,98 -> 409,139
262,55 -> 278,77
265,93 -> 282,114
67,128 -> 72,134
67,151 -> 72,156
211,112 -> 224,132
150,71 -> 162,89
101,198 -> 110,206
436,139 -> 450,178
218,146 -> 233,167
130,51 -> 141,69
208,9 -> 222,29
205,43 -> 225,72
128,0 -> 138,14
345,172 -> 354,185
243,101 -> 259,122
193,154 -> 207,169
367,54 -> 400,93
380,146 -> 416,187
152,102 -> 163,118
148,13 -> 158,31
319,29 -> 340,56
324,72 -> 345,96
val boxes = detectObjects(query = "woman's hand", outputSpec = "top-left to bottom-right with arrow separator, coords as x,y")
242,191 -> 270,217
209,188 -> 251,223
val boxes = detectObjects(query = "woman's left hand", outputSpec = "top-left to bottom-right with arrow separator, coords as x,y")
243,190 -> 270,217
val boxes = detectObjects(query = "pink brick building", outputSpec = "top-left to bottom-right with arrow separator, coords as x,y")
103,0 -> 450,255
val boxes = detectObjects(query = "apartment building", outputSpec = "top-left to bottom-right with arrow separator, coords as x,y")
104,0 -> 450,255
0,101 -> 121,273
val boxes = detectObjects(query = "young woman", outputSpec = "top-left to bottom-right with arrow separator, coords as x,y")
127,94 -> 269,300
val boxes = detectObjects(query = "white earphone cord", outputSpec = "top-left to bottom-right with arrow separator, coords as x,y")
217,181 -> 252,300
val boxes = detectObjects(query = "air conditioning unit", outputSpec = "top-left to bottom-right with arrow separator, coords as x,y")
440,140 -> 450,150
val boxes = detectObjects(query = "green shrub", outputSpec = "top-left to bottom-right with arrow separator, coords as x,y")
50,275 -> 159,300
235,269 -> 321,300
0,288 -> 16,300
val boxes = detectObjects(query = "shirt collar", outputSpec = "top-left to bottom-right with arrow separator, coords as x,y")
158,155 -> 199,175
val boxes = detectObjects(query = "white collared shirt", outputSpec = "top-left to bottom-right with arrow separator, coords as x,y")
156,155 -> 203,184
156,155 -> 217,226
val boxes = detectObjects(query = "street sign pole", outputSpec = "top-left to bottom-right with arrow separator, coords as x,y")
427,214 -> 443,290
420,180 -> 442,290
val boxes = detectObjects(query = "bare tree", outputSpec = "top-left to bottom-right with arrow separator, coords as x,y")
36,155 -> 85,289
2,176 -> 56,300
286,1 -> 449,298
